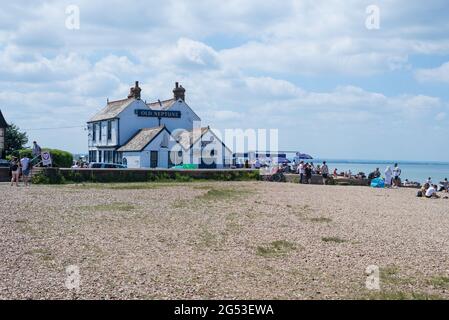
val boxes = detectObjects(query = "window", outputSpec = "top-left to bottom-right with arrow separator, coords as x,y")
0,128 -> 4,151
98,150 -> 102,163
89,150 -> 97,162
104,150 -> 113,163
107,121 -> 112,140
150,151 -> 158,168
114,151 -> 122,164
98,122 -> 102,144
92,124 -> 96,142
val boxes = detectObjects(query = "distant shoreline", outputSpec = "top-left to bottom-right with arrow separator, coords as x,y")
310,158 -> 449,166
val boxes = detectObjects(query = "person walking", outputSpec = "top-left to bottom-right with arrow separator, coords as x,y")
310,162 -> 316,174
305,163 -> 312,184
10,157 -> 20,187
20,155 -> 31,187
32,141 -> 42,158
384,166 -> 393,187
321,161 -> 329,185
393,163 -> 402,187
297,161 -> 305,184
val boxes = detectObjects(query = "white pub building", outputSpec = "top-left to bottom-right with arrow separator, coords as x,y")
87,82 -> 232,168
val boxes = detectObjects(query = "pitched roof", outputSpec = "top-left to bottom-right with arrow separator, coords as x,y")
88,98 -> 135,122
0,109 -> 7,128
117,126 -> 167,152
146,98 -> 176,110
147,98 -> 201,121
174,127 -> 233,154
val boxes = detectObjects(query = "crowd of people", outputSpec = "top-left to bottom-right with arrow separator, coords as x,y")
8,141 -> 41,187
71,161 -> 88,168
292,160 -> 448,198
367,163 -> 403,188
296,161 -> 329,185
417,178 -> 449,198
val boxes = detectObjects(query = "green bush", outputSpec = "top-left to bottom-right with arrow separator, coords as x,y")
32,169 -> 66,184
49,168 -> 259,184
18,149 -> 33,159
47,149 -> 73,168
31,172 -> 50,184
64,170 -> 84,183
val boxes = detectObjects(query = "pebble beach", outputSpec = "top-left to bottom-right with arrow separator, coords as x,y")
1,181 -> 448,300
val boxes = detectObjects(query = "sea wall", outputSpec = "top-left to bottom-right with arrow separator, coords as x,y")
284,173 -> 370,186
33,168 -> 260,184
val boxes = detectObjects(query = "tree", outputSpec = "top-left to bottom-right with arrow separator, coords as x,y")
5,123 -> 28,157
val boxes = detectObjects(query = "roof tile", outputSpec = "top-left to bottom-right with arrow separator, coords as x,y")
89,98 -> 135,122
117,126 -> 166,152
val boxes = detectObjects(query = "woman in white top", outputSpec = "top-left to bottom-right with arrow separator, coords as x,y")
384,166 -> 393,187
425,185 -> 439,199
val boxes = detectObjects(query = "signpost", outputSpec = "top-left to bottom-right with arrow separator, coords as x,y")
41,151 -> 52,166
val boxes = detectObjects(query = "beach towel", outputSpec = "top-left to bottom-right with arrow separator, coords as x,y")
370,177 -> 385,188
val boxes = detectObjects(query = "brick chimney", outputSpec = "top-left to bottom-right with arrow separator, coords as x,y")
173,82 -> 185,101
128,81 -> 142,99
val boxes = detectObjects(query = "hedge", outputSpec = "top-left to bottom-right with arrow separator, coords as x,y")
32,168 -> 260,184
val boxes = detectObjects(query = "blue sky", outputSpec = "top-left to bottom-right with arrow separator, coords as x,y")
1,0 -> 449,161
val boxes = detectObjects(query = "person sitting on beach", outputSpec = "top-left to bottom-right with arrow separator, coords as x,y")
417,183 -> 430,197
425,184 -> 440,199
443,178 -> 448,193
374,168 -> 381,178
426,177 -> 433,185
333,168 -> 338,177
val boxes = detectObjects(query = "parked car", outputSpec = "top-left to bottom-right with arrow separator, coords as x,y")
88,163 -> 127,169
0,159 -> 10,168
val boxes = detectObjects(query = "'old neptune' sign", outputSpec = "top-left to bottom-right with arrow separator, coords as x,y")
135,109 -> 181,118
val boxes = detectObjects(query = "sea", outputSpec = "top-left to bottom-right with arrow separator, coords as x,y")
301,159 -> 449,184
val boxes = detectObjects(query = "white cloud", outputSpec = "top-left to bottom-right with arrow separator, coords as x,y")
0,0 -> 449,159
415,62 -> 449,84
